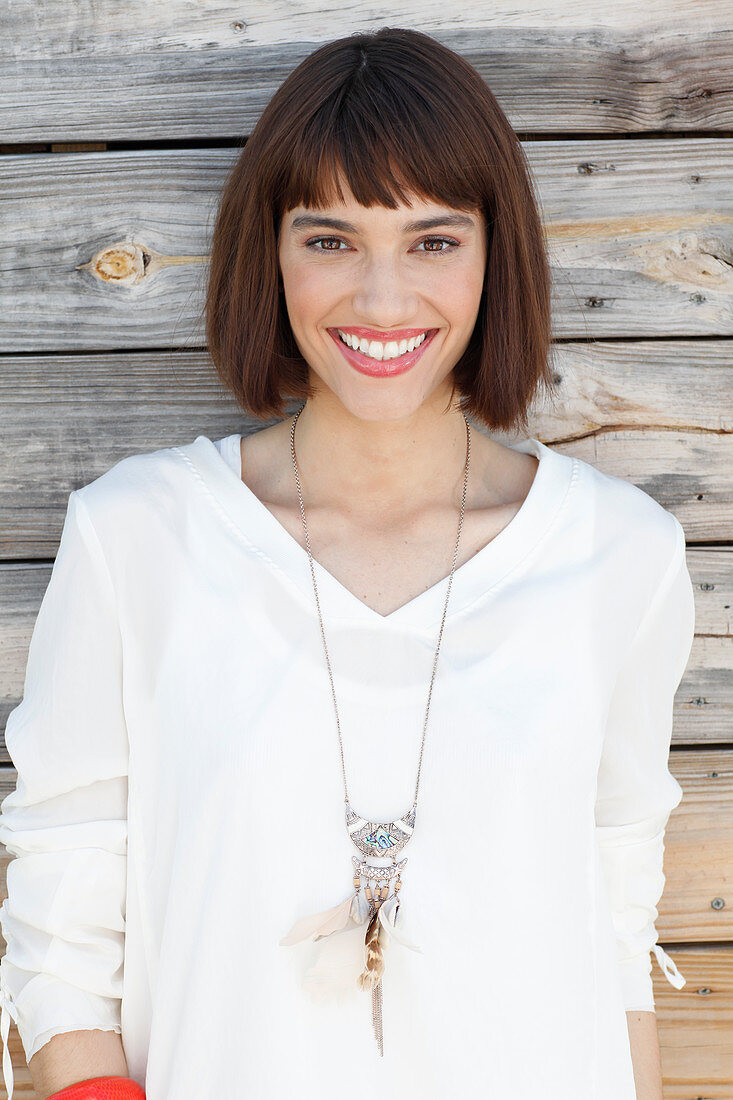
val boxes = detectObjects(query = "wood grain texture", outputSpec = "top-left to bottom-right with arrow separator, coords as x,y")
1,340 -> 731,548
655,945 -> 733,1097
2,18 -> 733,141
2,0 -> 730,57
662,750 -> 733,943
3,139 -> 733,350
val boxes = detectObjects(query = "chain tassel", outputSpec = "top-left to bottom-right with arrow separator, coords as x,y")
372,979 -> 384,1055
354,871 -> 399,1054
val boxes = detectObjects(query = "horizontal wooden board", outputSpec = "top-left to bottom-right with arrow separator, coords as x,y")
1,339 -> 732,546
4,0 -> 731,58
553,432 -> 733,541
3,139 -> 733,349
655,945 -> 733,1097
661,750 -> 733,943
2,17 -> 733,142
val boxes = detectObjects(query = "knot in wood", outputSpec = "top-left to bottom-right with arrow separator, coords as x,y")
91,241 -> 150,285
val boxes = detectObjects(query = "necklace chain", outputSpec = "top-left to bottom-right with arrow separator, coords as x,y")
289,406 -> 472,810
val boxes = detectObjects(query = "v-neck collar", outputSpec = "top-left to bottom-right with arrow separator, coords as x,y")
174,432 -> 578,633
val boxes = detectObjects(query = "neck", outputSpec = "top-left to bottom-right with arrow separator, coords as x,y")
290,392 -> 470,517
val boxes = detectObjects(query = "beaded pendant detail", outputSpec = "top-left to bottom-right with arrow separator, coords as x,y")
346,801 -> 417,1054
279,800 -> 422,1058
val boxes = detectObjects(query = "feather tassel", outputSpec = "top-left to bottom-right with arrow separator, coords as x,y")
279,893 -> 357,946
377,894 -> 423,952
302,921 -> 368,1003
357,907 -> 385,991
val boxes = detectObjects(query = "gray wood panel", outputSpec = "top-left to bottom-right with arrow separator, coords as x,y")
2,25 -> 733,142
4,139 -> 733,351
1,341 -> 730,551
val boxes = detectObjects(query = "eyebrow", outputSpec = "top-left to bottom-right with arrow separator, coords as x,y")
289,213 -> 476,234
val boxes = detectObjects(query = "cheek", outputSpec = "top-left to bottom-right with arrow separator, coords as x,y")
429,262 -> 485,323
281,263 -> 342,328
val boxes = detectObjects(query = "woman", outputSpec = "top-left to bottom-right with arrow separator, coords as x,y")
0,27 -> 693,1100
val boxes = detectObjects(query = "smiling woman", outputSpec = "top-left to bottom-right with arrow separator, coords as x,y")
0,24 -> 693,1100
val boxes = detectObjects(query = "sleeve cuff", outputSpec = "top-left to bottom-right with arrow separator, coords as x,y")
1,961 -> 121,1064
618,948 -> 655,1012
617,943 -> 687,1013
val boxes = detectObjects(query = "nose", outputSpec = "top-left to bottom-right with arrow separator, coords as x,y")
350,253 -> 419,328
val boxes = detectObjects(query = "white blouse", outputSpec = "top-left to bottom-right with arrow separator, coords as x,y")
0,430 -> 694,1099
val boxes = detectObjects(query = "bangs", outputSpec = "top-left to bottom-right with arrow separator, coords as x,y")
272,68 -> 488,218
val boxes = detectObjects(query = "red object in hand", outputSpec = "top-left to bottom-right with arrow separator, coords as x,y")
47,1077 -> 146,1099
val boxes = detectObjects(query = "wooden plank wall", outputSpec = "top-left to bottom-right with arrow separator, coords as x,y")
1,3 -> 732,1095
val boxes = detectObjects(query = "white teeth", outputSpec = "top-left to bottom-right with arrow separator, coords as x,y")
337,330 -> 429,360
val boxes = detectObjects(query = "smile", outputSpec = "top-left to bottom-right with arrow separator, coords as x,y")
327,327 -> 439,378
337,329 -> 429,361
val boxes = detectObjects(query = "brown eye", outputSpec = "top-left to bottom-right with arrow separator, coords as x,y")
415,236 -> 459,253
306,237 -> 348,251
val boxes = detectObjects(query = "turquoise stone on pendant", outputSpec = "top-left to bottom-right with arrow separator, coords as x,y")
344,800 -> 416,858
365,825 -> 397,851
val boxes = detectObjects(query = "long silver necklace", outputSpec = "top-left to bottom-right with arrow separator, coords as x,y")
279,405 -> 471,1056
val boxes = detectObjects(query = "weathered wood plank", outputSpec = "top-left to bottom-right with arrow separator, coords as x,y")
1,339 -> 731,545
4,0 -> 730,58
2,17 -> 733,141
552,432 -> 733,540
543,339 -> 733,438
655,945 -> 733,1097
2,139 -> 733,350
662,750 -> 733,943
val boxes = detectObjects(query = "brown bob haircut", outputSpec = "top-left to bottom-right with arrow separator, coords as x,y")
205,26 -> 554,435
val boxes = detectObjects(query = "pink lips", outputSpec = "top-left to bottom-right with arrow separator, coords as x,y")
327,328 -> 438,378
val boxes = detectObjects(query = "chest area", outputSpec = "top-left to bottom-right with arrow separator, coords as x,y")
250,499 -> 526,618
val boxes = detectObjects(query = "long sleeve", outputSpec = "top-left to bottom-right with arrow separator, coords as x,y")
0,489 -> 129,1100
595,514 -> 695,1013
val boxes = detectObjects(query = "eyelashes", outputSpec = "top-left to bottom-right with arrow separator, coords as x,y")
304,235 -> 460,254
